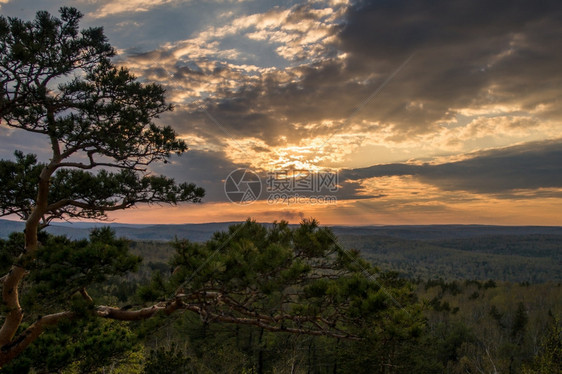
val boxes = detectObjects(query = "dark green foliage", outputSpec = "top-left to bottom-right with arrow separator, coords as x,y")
424,278 -> 462,296
339,234 -> 562,283
158,219 -> 421,338
1,319 -> 137,373
469,291 -> 480,300
1,221 -> 556,373
128,272 -> 562,374
0,151 -> 204,221
126,220 -> 428,373
0,7 -> 110,79
435,322 -> 475,363
47,168 -> 203,218
0,228 -> 143,372
511,302 -> 529,340
137,271 -> 168,302
433,235 -> 562,260
0,152 -> 42,219
0,7 -> 203,366
143,344 -> 193,374
0,230 -> 49,274
490,305 -> 505,327
335,314 -> 439,374
0,7 -> 204,223
0,232 -> 24,275
523,317 -> 562,374
420,279 -> 562,373
20,228 -> 141,311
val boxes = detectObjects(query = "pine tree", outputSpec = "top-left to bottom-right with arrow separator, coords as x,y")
0,7 -> 203,365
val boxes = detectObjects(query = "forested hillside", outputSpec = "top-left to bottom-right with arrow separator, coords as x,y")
338,234 -> 562,283
2,219 -> 560,283
0,222 -> 560,373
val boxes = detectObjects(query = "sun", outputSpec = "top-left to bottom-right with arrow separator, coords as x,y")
267,145 -> 324,172
224,137 -> 336,173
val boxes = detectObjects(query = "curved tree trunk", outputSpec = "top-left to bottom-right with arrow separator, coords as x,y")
0,167 -> 52,359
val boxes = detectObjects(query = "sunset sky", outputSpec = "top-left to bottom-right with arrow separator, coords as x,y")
1,0 -> 561,225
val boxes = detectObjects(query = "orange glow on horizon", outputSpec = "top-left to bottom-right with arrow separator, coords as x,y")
105,196 -> 562,227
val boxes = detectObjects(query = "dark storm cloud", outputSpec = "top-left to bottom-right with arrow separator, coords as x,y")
149,149 -> 251,202
341,140 -> 562,195
164,0 -> 562,145
164,102 -> 296,147
335,180 -> 385,200
181,59 -> 370,145
340,163 -> 419,180
335,0 -> 562,130
6,1 -> 562,156
340,0 -> 560,59
333,0 -> 562,132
